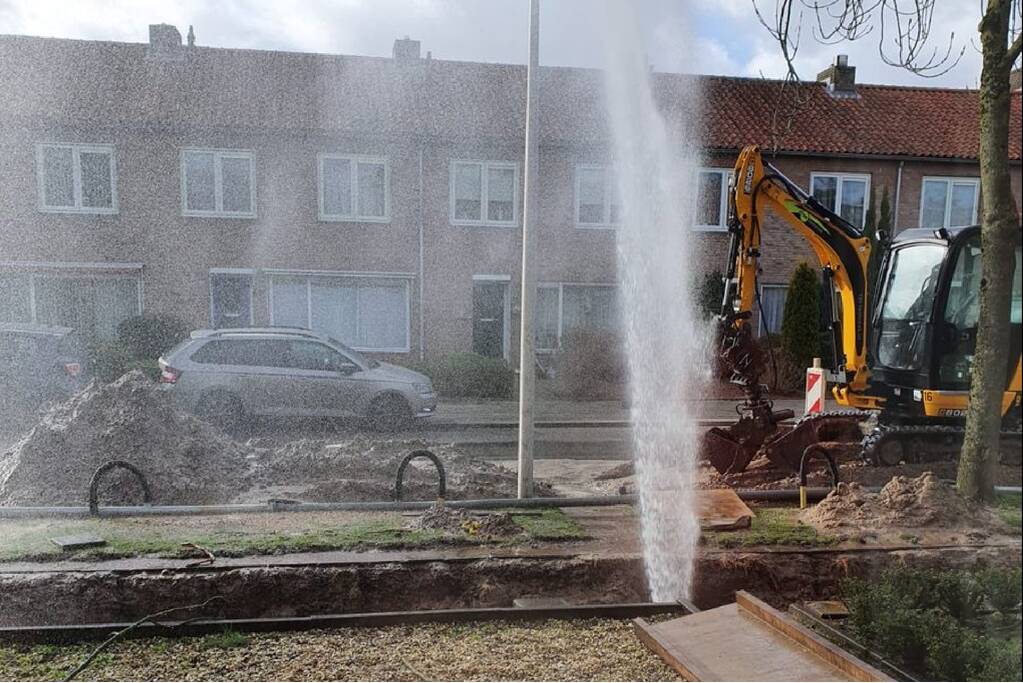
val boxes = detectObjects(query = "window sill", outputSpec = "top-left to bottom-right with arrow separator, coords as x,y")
450,220 -> 519,229
319,215 -> 392,224
693,225 -> 728,233
575,223 -> 618,230
39,206 -> 118,215
183,211 -> 257,219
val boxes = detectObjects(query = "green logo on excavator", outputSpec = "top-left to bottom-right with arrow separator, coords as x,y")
784,200 -> 829,237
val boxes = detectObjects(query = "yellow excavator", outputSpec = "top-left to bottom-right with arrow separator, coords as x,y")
704,145 -> 1022,476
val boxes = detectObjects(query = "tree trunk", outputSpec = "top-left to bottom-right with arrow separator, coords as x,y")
957,0 -> 1021,502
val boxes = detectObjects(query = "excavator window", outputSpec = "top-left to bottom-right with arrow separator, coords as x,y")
876,243 -> 946,370
937,237 -> 1023,386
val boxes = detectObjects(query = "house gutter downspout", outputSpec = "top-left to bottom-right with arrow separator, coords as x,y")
893,160 -> 904,231
418,142 -> 426,361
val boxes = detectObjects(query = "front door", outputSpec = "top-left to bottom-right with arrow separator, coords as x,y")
210,273 -> 253,329
472,280 -> 507,358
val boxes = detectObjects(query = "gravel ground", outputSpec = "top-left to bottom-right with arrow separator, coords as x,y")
0,619 -> 680,681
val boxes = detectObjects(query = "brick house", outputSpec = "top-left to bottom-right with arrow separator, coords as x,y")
1,26 -> 1020,363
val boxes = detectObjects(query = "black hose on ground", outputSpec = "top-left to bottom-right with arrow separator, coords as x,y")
798,446 -> 839,509
88,460 -> 152,516
394,450 -> 446,502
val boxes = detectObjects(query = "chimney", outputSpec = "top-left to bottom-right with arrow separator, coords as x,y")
392,36 -> 421,63
1011,68 -> 1022,92
817,54 -> 857,97
187,25 -> 196,47
147,23 -> 184,60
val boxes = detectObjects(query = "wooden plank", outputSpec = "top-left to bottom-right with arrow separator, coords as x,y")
636,603 -> 848,681
633,618 -> 706,682
634,593 -> 893,681
735,591 -> 892,682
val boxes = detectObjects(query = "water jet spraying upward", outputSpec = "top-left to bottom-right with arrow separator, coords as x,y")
599,1 -> 709,602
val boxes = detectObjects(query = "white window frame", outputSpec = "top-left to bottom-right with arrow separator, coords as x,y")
535,282 -> 617,351
757,283 -> 788,337
35,143 -> 118,214
575,164 -> 619,229
449,160 -> 520,227
0,262 -> 143,332
919,176 -> 980,228
317,154 -> 391,223
180,148 -> 256,218
266,271 -> 412,353
809,172 -> 871,228
694,167 -> 730,232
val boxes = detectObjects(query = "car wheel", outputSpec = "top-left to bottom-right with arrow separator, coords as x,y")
196,390 -> 246,435
368,394 -> 412,432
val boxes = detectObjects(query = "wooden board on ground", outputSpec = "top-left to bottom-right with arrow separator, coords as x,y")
634,591 -> 892,682
696,489 -> 754,530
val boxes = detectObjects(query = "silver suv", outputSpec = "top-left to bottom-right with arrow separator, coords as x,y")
158,327 -> 436,429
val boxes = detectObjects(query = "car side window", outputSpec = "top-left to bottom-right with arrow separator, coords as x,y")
191,339 -> 273,366
285,340 -> 353,372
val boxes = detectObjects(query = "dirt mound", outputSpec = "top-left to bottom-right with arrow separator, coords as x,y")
405,502 -> 523,539
0,371 -> 254,506
0,374 -> 557,507
803,473 -> 1008,531
247,436 -> 555,502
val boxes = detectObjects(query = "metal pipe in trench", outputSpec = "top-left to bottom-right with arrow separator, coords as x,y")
1,486 -> 1019,518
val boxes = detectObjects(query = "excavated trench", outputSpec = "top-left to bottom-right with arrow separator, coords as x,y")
1,544 -> 1017,628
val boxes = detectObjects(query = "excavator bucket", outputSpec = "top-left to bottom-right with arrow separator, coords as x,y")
703,426 -> 759,475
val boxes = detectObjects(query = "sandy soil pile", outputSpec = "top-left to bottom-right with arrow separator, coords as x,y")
0,374 -> 556,507
803,472 -> 1008,531
405,502 -> 523,538
247,436 -> 555,502
0,371 -> 254,506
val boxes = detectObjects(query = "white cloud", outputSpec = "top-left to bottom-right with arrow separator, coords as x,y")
0,0 -> 994,87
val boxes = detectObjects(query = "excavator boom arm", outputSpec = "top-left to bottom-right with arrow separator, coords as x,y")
720,145 -> 874,402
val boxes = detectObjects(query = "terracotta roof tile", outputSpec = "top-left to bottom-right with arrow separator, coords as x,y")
1,34 -> 1018,161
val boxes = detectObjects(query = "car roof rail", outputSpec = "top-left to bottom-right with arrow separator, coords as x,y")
192,326 -> 322,339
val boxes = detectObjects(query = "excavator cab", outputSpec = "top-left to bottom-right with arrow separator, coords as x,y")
870,225 -> 1023,424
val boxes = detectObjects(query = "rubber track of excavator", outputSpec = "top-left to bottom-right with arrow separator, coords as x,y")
860,423 -> 1023,467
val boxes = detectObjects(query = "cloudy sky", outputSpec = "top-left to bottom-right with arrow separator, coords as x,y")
0,0 -> 1003,88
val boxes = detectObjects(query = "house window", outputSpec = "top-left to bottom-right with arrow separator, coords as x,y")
695,169 -> 729,231
269,274 -> 410,352
758,284 -> 788,337
534,283 -> 617,350
0,268 -> 141,341
181,149 -> 255,217
450,161 -> 518,226
810,173 -> 869,227
576,165 -> 621,228
920,177 -> 979,228
36,143 -> 117,213
318,155 -> 390,222
209,271 -> 254,329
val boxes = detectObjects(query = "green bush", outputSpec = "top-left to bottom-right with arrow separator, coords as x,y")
550,329 -> 626,399
116,313 -> 189,361
418,352 -> 515,399
842,568 -> 1022,681
697,269 -> 726,319
88,341 -> 136,382
781,262 -> 822,371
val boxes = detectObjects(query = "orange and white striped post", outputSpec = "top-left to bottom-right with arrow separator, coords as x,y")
805,357 -> 825,415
